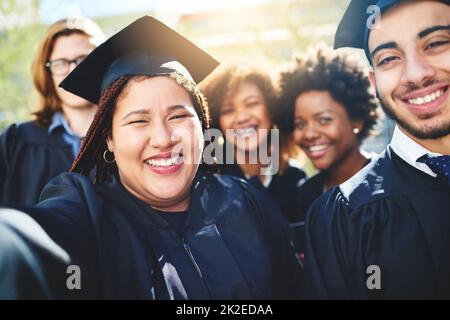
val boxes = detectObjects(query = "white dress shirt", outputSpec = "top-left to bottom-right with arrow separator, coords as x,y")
390,125 -> 442,177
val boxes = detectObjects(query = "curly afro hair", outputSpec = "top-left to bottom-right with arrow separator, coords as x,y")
277,48 -> 380,142
199,64 -> 278,130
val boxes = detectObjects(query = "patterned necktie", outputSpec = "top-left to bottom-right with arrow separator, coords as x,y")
418,155 -> 450,187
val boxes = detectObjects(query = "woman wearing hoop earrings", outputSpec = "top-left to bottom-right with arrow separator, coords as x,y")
17,16 -> 301,299
277,48 -> 380,256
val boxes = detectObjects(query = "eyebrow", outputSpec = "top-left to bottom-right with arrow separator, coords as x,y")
313,110 -> 333,117
242,95 -> 261,102
418,24 -> 450,39
370,42 -> 398,60
121,104 -> 190,121
295,110 -> 333,119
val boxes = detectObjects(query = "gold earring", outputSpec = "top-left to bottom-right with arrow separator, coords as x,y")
353,128 -> 360,134
103,149 -> 115,164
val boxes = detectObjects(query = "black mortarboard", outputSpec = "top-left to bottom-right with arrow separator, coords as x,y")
60,16 -> 219,104
334,0 -> 450,60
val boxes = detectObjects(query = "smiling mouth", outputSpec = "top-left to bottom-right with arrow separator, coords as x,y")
144,151 -> 183,168
405,87 -> 447,105
304,144 -> 330,159
235,126 -> 258,138
145,154 -> 182,167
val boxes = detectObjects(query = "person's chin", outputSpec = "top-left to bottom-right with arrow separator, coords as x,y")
62,96 -> 94,110
236,144 -> 258,156
311,157 -> 333,172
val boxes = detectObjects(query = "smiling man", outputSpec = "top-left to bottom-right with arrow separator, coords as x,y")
302,0 -> 450,299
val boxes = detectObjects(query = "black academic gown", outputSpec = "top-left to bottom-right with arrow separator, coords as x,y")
26,170 -> 301,299
0,122 -> 74,206
218,163 -> 306,222
290,172 -> 326,254
0,209 -> 69,299
302,147 -> 450,299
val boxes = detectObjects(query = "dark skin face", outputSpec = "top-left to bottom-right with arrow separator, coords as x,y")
293,90 -> 367,187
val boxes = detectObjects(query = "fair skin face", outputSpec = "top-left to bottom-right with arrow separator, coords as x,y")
293,90 -> 366,188
368,0 -> 450,154
106,76 -> 204,212
218,82 -> 272,180
49,32 -> 97,137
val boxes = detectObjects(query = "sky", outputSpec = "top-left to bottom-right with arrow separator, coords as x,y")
40,0 -> 267,24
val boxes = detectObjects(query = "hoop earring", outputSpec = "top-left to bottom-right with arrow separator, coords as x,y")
103,149 -> 115,164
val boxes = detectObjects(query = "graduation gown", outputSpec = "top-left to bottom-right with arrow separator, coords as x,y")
27,170 -> 301,299
290,171 -> 326,254
302,147 -> 450,299
0,122 -> 74,206
218,163 -> 306,222
0,209 -> 69,299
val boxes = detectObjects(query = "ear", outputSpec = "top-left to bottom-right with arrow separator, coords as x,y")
368,71 -> 377,91
106,136 -> 114,153
352,119 -> 364,132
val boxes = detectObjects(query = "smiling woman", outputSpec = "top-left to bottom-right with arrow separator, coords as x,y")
13,16 -> 302,299
200,64 -> 307,223
277,47 -> 380,254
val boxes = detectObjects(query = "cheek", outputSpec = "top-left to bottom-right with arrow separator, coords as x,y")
52,76 -> 63,88
374,70 -> 400,99
219,114 -> 233,131
293,129 -> 303,145
326,123 -> 344,140
174,121 -> 204,161
330,122 -> 357,150
253,105 -> 271,126
112,127 -> 147,161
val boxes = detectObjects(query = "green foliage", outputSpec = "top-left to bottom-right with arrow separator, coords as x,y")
0,0 -> 44,131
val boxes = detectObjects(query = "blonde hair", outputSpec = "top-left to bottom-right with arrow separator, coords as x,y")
31,17 -> 105,126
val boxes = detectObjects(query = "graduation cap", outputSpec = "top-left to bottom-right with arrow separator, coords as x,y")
334,0 -> 450,59
60,16 -> 220,104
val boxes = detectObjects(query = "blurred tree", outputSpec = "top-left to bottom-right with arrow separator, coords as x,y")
0,0 -> 43,131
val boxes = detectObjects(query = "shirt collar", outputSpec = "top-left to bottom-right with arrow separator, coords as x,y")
390,125 -> 442,177
48,112 -> 78,137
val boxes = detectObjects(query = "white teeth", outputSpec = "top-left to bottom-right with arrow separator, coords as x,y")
308,145 -> 328,152
235,127 -> 257,137
408,89 -> 443,105
146,155 -> 181,167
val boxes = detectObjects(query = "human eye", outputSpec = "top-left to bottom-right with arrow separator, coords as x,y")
52,59 -> 68,67
318,116 -> 333,125
75,55 -> 88,65
127,118 -> 148,125
295,121 -> 305,130
246,100 -> 260,108
376,55 -> 399,67
220,106 -> 234,115
169,113 -> 191,121
48,59 -> 69,73
425,36 -> 450,51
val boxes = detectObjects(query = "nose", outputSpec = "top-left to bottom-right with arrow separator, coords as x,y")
68,61 -> 78,72
148,120 -> 175,149
303,123 -> 320,141
235,109 -> 252,126
401,52 -> 436,86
